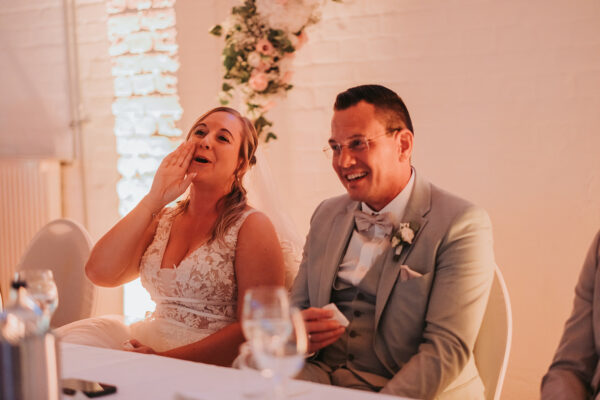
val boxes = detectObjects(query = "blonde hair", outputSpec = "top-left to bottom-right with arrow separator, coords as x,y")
176,107 -> 258,243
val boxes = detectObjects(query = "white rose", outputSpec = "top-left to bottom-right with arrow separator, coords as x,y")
256,0 -> 317,33
400,226 -> 415,244
247,51 -> 262,68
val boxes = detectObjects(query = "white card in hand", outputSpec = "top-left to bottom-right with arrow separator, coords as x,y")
322,303 -> 349,327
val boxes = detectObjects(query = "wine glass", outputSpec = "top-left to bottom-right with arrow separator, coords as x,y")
236,342 -> 273,399
15,269 -> 59,330
242,286 -> 291,344
246,306 -> 308,399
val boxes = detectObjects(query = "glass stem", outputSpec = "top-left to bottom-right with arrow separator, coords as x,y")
271,373 -> 286,400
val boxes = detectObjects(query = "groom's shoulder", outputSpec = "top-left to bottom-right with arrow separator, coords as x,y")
322,193 -> 353,208
427,180 -> 491,225
429,182 -> 476,211
310,193 -> 354,221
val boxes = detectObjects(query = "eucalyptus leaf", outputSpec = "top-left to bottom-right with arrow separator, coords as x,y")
209,25 -> 222,36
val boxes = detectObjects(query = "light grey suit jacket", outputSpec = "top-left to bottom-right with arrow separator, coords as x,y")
291,171 -> 495,400
542,230 -> 600,400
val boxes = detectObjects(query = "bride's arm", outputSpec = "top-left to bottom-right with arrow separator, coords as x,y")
156,211 -> 286,365
84,198 -> 161,287
86,142 -> 196,287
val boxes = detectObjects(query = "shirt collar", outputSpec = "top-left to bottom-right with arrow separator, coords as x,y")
361,167 -> 415,227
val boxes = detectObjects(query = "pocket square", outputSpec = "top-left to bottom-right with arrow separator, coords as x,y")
399,264 -> 423,282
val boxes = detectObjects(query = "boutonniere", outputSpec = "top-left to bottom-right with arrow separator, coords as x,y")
391,222 -> 419,261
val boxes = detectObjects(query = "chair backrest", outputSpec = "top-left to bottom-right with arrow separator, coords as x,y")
473,265 -> 513,400
17,218 -> 95,328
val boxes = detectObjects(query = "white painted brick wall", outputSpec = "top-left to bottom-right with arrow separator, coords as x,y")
105,0 -> 182,220
70,0 -> 120,244
0,0 -> 72,157
246,2 -> 600,398
3,0 -> 599,396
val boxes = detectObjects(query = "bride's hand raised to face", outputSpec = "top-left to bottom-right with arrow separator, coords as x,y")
143,141 -> 196,210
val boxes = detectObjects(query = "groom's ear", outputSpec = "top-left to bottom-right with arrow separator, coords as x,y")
395,128 -> 413,162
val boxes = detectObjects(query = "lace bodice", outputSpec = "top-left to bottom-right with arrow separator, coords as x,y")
139,207 -> 255,334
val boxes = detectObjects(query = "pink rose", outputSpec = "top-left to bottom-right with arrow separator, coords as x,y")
256,38 -> 275,56
249,72 -> 269,92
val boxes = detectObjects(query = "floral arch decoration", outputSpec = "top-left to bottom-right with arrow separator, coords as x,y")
210,0 -> 341,142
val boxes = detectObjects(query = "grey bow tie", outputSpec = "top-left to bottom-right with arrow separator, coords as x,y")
353,209 -> 394,237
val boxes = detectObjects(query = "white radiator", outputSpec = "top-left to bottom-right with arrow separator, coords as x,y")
0,158 -> 62,303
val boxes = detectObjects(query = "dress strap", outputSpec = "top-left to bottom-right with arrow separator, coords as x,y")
239,209 -> 259,224
223,209 -> 260,243
154,207 -> 178,239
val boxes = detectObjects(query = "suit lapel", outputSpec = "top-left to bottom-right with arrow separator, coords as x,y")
317,201 -> 358,306
375,172 -> 431,327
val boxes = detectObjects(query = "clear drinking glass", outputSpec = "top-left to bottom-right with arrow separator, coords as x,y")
237,342 -> 273,399
242,286 -> 291,344
14,269 -> 59,330
254,307 -> 307,373
243,301 -> 308,399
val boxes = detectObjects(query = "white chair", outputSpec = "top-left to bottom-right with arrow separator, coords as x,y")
17,218 -> 96,328
473,265 -> 513,400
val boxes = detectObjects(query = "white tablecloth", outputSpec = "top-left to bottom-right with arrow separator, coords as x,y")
60,342 -> 410,399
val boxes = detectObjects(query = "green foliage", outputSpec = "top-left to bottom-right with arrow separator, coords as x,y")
209,25 -> 222,36
210,0 -> 342,142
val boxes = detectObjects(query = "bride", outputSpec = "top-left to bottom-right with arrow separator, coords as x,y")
58,107 -> 286,366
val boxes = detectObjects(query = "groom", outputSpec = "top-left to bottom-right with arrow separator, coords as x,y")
290,84 -> 496,399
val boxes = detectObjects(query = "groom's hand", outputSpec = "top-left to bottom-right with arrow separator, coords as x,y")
302,307 -> 345,354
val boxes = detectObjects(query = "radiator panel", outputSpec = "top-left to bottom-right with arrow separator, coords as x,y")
0,158 -> 61,303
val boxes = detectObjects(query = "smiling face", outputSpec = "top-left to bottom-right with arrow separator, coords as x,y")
186,111 -> 244,191
330,101 -> 413,211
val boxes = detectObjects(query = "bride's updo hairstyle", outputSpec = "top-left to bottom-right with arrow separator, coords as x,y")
178,106 -> 258,243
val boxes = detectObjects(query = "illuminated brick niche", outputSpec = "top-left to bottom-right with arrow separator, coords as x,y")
106,0 -> 183,317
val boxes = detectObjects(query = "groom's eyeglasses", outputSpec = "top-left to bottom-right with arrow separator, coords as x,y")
323,129 -> 402,159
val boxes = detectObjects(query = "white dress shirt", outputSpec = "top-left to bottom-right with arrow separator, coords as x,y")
335,170 -> 416,288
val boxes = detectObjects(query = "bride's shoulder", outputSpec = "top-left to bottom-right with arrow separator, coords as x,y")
234,208 -> 284,281
238,207 -> 272,229
237,208 -> 278,241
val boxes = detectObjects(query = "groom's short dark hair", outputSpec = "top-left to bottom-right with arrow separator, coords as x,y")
334,84 -> 414,135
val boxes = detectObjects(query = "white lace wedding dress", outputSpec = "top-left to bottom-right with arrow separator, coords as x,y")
56,207 -> 256,352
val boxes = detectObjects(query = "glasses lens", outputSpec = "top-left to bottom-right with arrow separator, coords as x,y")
349,138 -> 369,152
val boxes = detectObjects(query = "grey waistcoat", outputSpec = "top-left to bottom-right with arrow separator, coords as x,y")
318,254 -> 391,388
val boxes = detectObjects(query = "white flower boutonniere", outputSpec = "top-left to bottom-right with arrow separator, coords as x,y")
391,222 -> 419,261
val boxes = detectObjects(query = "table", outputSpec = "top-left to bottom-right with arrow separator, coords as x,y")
61,343 -> 410,399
